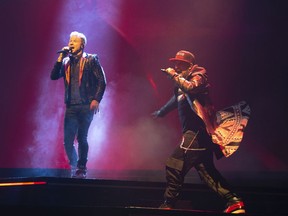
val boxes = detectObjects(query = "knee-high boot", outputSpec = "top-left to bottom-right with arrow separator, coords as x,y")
196,163 -> 239,200
163,157 -> 185,206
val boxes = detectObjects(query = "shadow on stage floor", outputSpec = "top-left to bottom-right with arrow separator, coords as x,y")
0,174 -> 287,216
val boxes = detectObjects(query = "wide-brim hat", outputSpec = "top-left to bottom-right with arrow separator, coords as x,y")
169,50 -> 195,64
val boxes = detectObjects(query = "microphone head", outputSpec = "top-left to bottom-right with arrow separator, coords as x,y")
57,48 -> 72,54
57,50 -> 67,54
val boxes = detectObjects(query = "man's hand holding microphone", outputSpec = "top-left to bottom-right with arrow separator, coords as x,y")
57,46 -> 72,62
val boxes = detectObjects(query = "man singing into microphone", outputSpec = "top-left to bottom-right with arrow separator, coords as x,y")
152,50 -> 246,213
50,31 -> 106,178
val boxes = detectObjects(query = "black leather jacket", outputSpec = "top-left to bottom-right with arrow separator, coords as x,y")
50,52 -> 106,105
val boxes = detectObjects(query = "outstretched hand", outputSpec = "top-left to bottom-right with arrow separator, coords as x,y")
151,110 -> 161,119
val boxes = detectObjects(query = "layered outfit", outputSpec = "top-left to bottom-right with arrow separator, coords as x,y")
156,64 -> 249,211
50,52 -> 106,176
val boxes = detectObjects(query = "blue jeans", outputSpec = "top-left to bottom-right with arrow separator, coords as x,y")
64,104 -> 94,168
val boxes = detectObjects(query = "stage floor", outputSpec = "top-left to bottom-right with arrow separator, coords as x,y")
0,176 -> 287,216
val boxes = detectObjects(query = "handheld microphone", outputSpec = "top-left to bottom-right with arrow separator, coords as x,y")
57,47 -> 72,54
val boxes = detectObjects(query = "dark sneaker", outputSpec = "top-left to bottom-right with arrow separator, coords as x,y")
72,167 -> 87,179
224,200 -> 245,214
159,200 -> 174,209
70,166 -> 76,178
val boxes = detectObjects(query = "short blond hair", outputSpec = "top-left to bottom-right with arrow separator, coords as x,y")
70,31 -> 87,47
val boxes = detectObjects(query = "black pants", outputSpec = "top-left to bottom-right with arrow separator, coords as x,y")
64,104 -> 94,168
164,130 -> 238,204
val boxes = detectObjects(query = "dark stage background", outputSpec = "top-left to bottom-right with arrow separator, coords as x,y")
0,0 -> 287,187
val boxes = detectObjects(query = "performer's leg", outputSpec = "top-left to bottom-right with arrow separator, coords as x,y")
64,106 -> 78,169
195,151 -> 245,213
74,105 -> 93,178
77,105 -> 93,168
161,130 -> 203,208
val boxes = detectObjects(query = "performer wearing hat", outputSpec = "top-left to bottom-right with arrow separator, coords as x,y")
152,50 -> 247,213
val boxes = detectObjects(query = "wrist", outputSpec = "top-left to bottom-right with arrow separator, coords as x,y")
57,57 -> 63,62
170,73 -> 179,79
